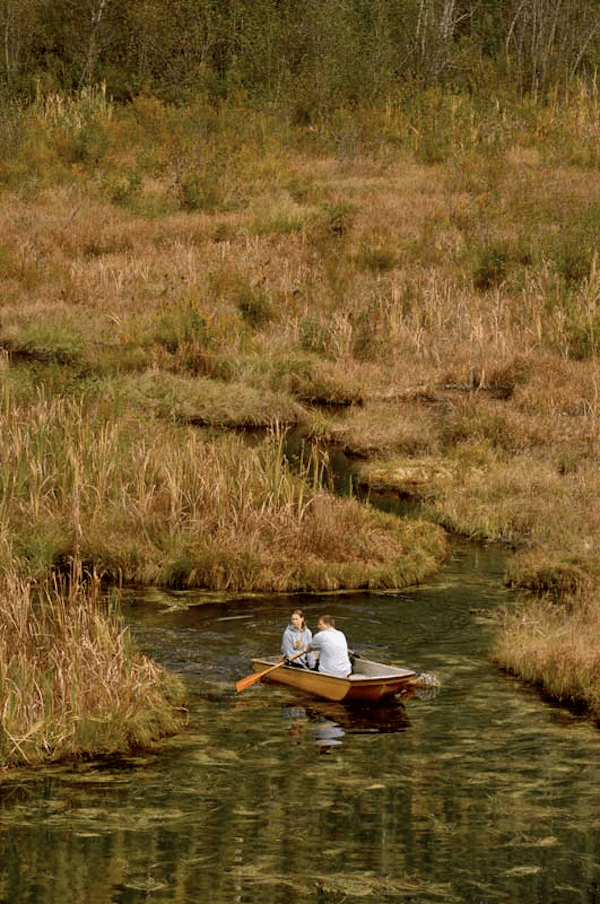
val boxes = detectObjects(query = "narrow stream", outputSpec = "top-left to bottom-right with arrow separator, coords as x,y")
2,540 -> 600,904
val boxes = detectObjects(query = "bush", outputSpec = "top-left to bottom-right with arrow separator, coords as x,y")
549,204 -> 600,288
154,296 -> 218,353
177,168 -> 222,212
472,238 -> 532,291
300,318 -> 332,354
236,283 -> 275,329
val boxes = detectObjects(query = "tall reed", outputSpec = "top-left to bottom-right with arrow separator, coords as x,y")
0,388 -> 446,591
0,566 -> 185,767
492,594 -> 600,718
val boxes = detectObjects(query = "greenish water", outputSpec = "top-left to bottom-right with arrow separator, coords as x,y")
2,541 -> 600,903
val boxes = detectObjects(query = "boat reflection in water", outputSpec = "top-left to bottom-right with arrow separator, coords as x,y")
281,697 -> 411,751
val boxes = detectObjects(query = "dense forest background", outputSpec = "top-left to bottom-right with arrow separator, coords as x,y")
2,0 -> 600,109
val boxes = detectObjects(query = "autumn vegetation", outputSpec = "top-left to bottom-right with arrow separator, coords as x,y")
0,568 -> 185,766
2,0 -> 600,765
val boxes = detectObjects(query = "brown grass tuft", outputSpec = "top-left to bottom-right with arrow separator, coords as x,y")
0,567 -> 185,767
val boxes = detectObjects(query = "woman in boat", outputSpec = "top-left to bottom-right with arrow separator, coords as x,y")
281,608 -> 315,669
305,615 -> 352,678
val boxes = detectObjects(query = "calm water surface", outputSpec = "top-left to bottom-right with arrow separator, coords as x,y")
2,541 -> 600,904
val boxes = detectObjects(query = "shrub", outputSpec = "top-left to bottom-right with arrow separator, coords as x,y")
472,238 -> 532,291
177,168 -> 222,212
236,283 -> 275,329
355,238 -> 397,272
154,296 -> 218,354
300,317 -> 332,354
101,166 -> 143,206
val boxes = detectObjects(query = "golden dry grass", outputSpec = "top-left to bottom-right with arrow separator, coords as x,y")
0,568 -> 185,767
2,90 -> 600,723
492,593 -> 600,717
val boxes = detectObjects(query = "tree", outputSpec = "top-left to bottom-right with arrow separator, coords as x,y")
504,0 -> 600,94
0,0 -> 42,91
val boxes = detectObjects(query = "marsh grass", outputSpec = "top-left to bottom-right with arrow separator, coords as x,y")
0,567 -> 185,767
0,387 -> 447,591
107,371 -> 303,426
492,595 -> 600,719
2,84 -> 600,722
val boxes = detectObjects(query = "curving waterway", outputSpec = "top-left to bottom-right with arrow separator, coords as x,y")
2,541 -> 600,903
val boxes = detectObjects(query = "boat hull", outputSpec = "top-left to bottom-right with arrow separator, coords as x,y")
250,656 -> 416,703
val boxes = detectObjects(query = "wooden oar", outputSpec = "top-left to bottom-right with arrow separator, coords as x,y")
235,649 -> 307,693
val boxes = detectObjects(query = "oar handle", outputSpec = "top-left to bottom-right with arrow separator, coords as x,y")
287,648 -> 308,663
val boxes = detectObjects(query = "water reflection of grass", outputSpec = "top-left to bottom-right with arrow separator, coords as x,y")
230,867 -> 456,899
2,644 -> 597,903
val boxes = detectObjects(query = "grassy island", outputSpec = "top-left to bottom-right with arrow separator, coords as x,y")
4,12 -> 600,759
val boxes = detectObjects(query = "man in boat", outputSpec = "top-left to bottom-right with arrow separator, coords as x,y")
304,615 -> 352,678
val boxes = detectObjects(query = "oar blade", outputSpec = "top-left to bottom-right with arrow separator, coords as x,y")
235,659 -> 285,693
235,671 -> 263,693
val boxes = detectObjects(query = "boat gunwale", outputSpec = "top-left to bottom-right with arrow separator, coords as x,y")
251,656 -> 416,683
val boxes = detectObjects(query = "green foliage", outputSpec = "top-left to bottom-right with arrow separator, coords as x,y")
355,238 -> 397,273
413,94 -> 454,164
252,205 -> 307,236
351,306 -> 382,362
443,398 -> 515,452
177,168 -> 222,213
34,84 -> 112,168
101,165 -> 143,206
3,322 -> 83,367
15,520 -> 73,579
236,283 -> 274,330
0,93 -> 24,165
3,0 -> 600,114
210,272 -> 275,330
556,450 -> 582,475
472,241 -> 509,289
300,318 -> 332,355
311,202 -> 356,241
471,238 -> 532,291
286,176 -> 316,204
548,205 -> 600,287
62,118 -> 109,165
562,301 -> 600,360
154,296 -> 217,354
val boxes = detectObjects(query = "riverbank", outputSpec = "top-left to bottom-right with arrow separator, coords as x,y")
0,568 -> 186,767
2,86 -> 600,761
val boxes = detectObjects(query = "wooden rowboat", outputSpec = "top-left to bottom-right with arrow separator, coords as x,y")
249,655 -> 416,703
